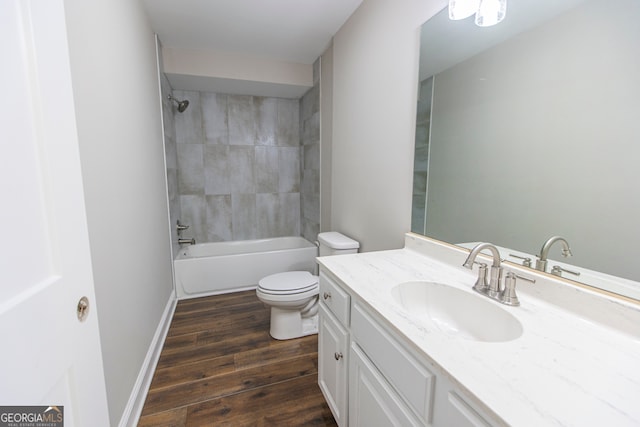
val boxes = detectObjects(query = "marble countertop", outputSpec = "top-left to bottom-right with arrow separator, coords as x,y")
316,236 -> 640,427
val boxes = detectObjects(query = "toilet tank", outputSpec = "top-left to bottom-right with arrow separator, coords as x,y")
317,232 -> 360,256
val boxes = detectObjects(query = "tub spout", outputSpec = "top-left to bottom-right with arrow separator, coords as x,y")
179,238 -> 196,245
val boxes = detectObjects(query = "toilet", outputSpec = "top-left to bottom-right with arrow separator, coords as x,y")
256,232 -> 359,340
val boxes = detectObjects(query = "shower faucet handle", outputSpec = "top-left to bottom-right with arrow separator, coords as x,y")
177,220 -> 190,233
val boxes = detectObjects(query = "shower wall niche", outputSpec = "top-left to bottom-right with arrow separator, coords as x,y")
162,64 -> 320,250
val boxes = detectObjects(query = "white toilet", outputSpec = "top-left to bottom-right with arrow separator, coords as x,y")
256,232 -> 359,340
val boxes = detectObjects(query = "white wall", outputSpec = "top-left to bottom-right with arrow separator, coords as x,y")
163,47 -> 313,98
63,0 -> 174,423
330,0 -> 446,251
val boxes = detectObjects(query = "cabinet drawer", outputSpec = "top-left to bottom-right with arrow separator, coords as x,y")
352,302 -> 434,424
319,271 -> 350,326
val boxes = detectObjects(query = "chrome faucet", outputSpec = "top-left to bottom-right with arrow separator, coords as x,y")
463,243 -> 503,298
463,242 -> 535,306
178,238 -> 196,245
535,236 -> 572,273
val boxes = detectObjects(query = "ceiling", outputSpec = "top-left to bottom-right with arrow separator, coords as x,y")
141,0 -> 363,64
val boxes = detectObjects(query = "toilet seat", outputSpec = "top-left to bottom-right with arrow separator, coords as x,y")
258,271 -> 318,295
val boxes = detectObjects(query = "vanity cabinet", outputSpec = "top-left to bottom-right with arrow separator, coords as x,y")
349,342 -> 422,426
318,267 -> 501,427
318,272 -> 350,426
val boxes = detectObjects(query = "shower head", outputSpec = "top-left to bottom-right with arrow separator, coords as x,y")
167,94 -> 189,113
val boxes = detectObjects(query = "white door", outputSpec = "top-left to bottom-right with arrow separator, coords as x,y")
0,0 -> 110,425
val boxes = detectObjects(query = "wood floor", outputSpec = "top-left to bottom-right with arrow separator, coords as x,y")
138,290 -> 337,426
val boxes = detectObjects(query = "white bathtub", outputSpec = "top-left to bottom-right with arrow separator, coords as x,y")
174,236 -> 318,298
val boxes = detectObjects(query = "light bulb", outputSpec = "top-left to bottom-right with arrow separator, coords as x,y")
449,0 -> 481,20
475,0 -> 507,27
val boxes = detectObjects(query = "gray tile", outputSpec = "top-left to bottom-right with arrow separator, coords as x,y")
280,192 -> 301,236
300,168 -> 319,196
204,145 -> 230,195
228,146 -> 255,193
174,90 -> 203,144
228,95 -> 255,145
312,57 -> 320,86
278,147 -> 300,193
255,97 -> 277,146
177,144 -> 204,194
255,146 -> 279,193
179,195 -> 205,243
411,194 -> 426,234
164,134 -> 178,170
202,92 -> 228,145
413,171 -> 428,196
166,168 -> 178,203
303,143 -> 320,171
300,84 -> 319,121
302,112 -> 320,145
162,99 -> 174,134
206,195 -> 232,242
277,98 -> 300,146
413,139 -> 429,173
232,193 -> 256,240
256,193 -> 280,238
302,192 -> 320,224
161,75 -> 176,136
302,218 -> 320,243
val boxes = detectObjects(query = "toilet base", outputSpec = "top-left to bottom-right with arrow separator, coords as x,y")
269,307 -> 318,340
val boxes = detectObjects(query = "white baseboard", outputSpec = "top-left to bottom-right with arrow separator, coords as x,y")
118,294 -> 177,427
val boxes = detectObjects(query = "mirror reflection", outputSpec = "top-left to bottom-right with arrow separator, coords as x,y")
412,0 -> 640,298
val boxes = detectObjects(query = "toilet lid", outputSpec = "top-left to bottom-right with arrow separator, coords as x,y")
258,271 -> 318,293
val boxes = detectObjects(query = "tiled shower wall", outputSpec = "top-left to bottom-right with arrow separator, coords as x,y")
173,90 -> 301,243
299,59 -> 321,243
411,76 -> 433,234
162,58 -> 321,249
160,73 -> 181,259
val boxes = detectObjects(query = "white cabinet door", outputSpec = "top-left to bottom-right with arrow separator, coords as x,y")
349,343 -> 422,427
432,372 -> 496,427
318,305 -> 349,426
0,0 -> 109,425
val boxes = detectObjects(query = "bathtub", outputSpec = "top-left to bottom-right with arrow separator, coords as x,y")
174,236 -> 318,298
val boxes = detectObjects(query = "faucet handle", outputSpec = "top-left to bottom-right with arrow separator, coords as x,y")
472,263 -> 489,294
508,253 -> 532,268
551,265 -> 581,277
500,272 -> 536,306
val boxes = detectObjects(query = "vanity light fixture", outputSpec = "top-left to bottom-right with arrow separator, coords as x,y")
448,0 -> 507,27
475,0 -> 507,27
448,0 -> 481,20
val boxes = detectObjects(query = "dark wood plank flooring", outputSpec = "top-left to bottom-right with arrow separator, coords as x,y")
138,290 -> 337,426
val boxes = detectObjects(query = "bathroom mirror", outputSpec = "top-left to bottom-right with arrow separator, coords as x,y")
413,0 -> 640,299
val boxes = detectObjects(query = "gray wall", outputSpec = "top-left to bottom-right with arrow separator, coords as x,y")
171,90 -> 311,243
425,0 -> 640,280
330,0 -> 446,252
64,0 -> 175,423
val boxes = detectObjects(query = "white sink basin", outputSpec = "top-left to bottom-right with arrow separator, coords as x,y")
391,281 -> 523,342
